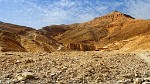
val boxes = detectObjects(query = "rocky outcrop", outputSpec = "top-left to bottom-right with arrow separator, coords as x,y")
0,21 -> 34,34
0,30 -> 26,52
41,11 -> 135,46
0,22 -> 66,52
39,25 -> 69,37
1,11 -> 150,52
40,11 -> 150,52
67,43 -> 96,51
95,11 -> 134,21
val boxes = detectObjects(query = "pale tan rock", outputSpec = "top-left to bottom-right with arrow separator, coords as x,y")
142,82 -> 150,84
15,72 -> 35,81
21,72 -> 34,79
16,76 -> 26,81
144,77 -> 150,82
134,78 -> 143,84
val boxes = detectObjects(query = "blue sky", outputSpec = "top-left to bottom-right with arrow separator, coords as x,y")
0,0 -> 150,29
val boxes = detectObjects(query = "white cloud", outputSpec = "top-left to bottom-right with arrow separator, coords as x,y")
28,0 -> 123,28
1,0 -> 139,29
125,0 -> 150,19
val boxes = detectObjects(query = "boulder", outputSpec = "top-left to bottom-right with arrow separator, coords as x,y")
142,82 -> 150,84
15,72 -> 34,81
134,78 -> 143,84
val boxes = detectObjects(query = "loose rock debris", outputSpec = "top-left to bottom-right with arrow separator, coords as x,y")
0,51 -> 150,84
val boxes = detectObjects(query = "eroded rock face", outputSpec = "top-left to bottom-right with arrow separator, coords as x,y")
67,43 -> 96,51
0,22 -> 65,52
1,11 -> 150,52
39,25 -> 69,37
40,11 -> 136,51
40,11 -> 150,52
0,30 -> 26,52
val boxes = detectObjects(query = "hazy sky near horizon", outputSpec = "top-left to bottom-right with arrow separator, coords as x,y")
0,0 -> 150,29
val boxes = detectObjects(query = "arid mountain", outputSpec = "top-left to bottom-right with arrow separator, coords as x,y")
1,11 -> 150,84
1,11 -> 150,52
41,11 -> 150,51
0,30 -> 26,52
0,22 -> 66,52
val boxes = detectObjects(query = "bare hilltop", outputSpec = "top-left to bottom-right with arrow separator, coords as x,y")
0,11 -> 150,84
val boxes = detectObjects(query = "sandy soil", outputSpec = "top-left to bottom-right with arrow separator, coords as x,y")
0,51 -> 150,84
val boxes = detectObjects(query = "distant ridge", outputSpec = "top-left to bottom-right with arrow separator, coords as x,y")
0,22 -> 66,52
41,11 -> 150,51
1,11 -> 150,52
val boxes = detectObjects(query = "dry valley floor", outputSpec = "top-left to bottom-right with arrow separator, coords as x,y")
0,51 -> 150,84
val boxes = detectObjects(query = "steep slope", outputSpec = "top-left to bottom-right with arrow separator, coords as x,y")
96,19 -> 150,47
39,25 -> 70,37
0,22 -> 66,52
1,11 -> 150,52
41,11 -> 150,51
120,31 -> 150,52
0,21 -> 33,34
0,30 -> 26,52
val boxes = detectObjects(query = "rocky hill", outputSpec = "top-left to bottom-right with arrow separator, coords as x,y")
1,11 -> 150,84
41,11 -> 150,52
1,11 -> 150,52
0,22 -> 66,52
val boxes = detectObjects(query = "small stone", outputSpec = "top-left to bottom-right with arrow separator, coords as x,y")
116,80 -> 126,84
17,76 -> 26,81
21,72 -> 34,79
50,73 -> 55,76
48,61 -> 51,62
63,66 -> 68,69
124,79 -> 131,83
15,72 -> 34,81
16,60 -> 20,62
15,60 -> 21,64
134,78 -> 143,84
25,58 -> 34,63
144,77 -> 150,82
135,73 -> 140,77
57,71 -> 62,74
142,82 -> 150,84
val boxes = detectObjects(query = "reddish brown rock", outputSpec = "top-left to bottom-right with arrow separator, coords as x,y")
40,11 -> 150,52
0,22 -> 66,52
1,11 -> 150,52
67,43 -> 95,51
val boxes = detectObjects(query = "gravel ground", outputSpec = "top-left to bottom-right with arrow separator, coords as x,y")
0,51 -> 150,84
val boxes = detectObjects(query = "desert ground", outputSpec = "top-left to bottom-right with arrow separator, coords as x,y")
1,5 -> 150,84
0,51 -> 150,84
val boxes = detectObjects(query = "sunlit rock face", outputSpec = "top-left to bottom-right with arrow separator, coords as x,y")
0,22 -> 66,52
1,11 -> 150,52
67,43 -> 96,51
41,11 -> 150,51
